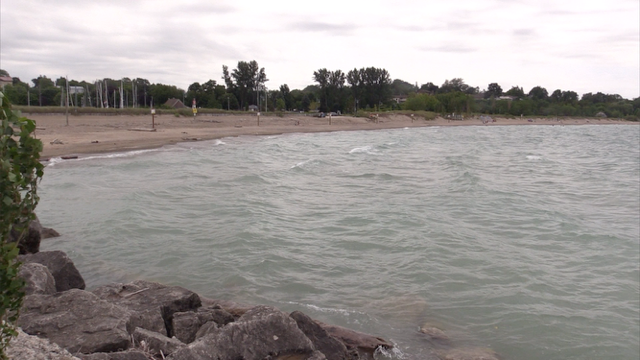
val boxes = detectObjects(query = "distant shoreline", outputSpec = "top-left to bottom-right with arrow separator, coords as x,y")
29,113 -> 637,160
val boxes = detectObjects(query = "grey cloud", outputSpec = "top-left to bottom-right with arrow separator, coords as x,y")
513,28 -> 535,37
420,45 -> 477,53
287,21 -> 358,35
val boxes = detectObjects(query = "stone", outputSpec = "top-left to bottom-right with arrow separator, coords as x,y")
290,311 -> 350,360
18,289 -> 131,354
194,321 -> 218,340
19,250 -> 85,292
197,306 -> 235,327
316,320 -> 393,355
41,226 -> 61,239
18,262 -> 56,295
172,306 -> 235,343
5,328 -> 81,360
171,311 -> 201,344
92,280 -> 201,336
79,350 -> 150,360
435,347 -> 501,360
306,350 -> 328,360
169,305 -> 315,360
8,216 -> 43,254
420,324 -> 450,343
200,296 -> 253,319
132,327 -> 185,357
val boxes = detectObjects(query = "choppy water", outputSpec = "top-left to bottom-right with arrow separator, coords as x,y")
38,125 -> 639,359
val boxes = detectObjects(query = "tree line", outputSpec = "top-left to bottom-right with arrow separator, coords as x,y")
1,66 -> 638,120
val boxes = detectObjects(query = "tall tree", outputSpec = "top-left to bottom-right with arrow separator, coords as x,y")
528,86 -> 548,100
313,68 -> 331,112
485,83 -> 503,99
222,60 -> 268,111
279,84 -> 292,111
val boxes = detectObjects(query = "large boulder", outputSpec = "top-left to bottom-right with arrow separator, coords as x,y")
41,226 -> 61,239
8,216 -> 43,254
290,311 -> 350,360
169,305 -> 315,360
316,320 -> 393,355
172,306 -> 235,343
79,351 -> 149,360
132,327 -> 185,357
18,262 -> 56,295
18,289 -> 132,354
19,250 -> 85,292
5,327 -> 81,360
92,280 -> 201,336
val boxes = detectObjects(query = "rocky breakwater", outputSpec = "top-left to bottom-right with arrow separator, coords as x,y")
9,220 -> 503,360
8,224 -> 393,360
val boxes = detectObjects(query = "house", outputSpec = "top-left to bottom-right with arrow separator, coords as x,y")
248,105 -> 259,112
164,98 -> 187,109
0,76 -> 13,90
392,95 -> 408,104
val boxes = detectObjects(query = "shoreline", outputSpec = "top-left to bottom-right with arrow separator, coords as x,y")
27,113 -> 637,159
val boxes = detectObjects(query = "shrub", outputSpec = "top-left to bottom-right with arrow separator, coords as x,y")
0,92 -> 44,358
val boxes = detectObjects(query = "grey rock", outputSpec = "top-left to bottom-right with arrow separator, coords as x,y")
132,327 -> 185,357
41,227 -> 61,239
19,250 -> 85,292
316,320 -> 393,355
306,350 -> 328,360
197,306 -> 235,327
9,216 -> 43,254
194,321 -> 218,340
290,311 -> 350,360
19,262 -> 56,295
92,280 -> 201,336
171,311 -> 201,344
80,350 -> 150,360
169,305 -> 315,360
171,307 -> 235,344
5,327 -> 81,360
18,289 -> 131,354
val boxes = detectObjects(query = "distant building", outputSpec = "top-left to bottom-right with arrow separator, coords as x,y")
164,98 -> 187,109
248,105 -> 259,112
0,76 -> 13,90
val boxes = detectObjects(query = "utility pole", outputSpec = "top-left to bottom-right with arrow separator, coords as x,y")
65,76 -> 69,126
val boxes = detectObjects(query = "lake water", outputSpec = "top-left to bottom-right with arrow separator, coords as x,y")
37,124 -> 640,359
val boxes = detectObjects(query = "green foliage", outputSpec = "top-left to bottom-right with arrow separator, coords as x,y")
485,83 -> 503,99
0,92 -> 44,358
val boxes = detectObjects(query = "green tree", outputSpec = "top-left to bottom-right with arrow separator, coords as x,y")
528,86 -> 548,100
0,92 -> 44,358
390,79 -> 417,95
505,86 -> 525,99
222,60 -> 268,111
279,84 -> 293,110
420,82 -> 439,94
485,83 -> 503,99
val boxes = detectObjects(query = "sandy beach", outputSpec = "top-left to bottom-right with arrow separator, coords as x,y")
26,112 -> 635,159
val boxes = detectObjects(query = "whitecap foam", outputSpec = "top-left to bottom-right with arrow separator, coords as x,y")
213,139 -> 226,146
526,155 -> 543,160
374,342 -> 407,359
349,145 -> 378,154
285,301 -> 365,316
291,159 -> 313,169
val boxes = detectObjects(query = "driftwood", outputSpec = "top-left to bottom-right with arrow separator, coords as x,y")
127,128 -> 157,132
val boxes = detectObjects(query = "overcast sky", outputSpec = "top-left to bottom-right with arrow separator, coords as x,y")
1,0 -> 638,99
